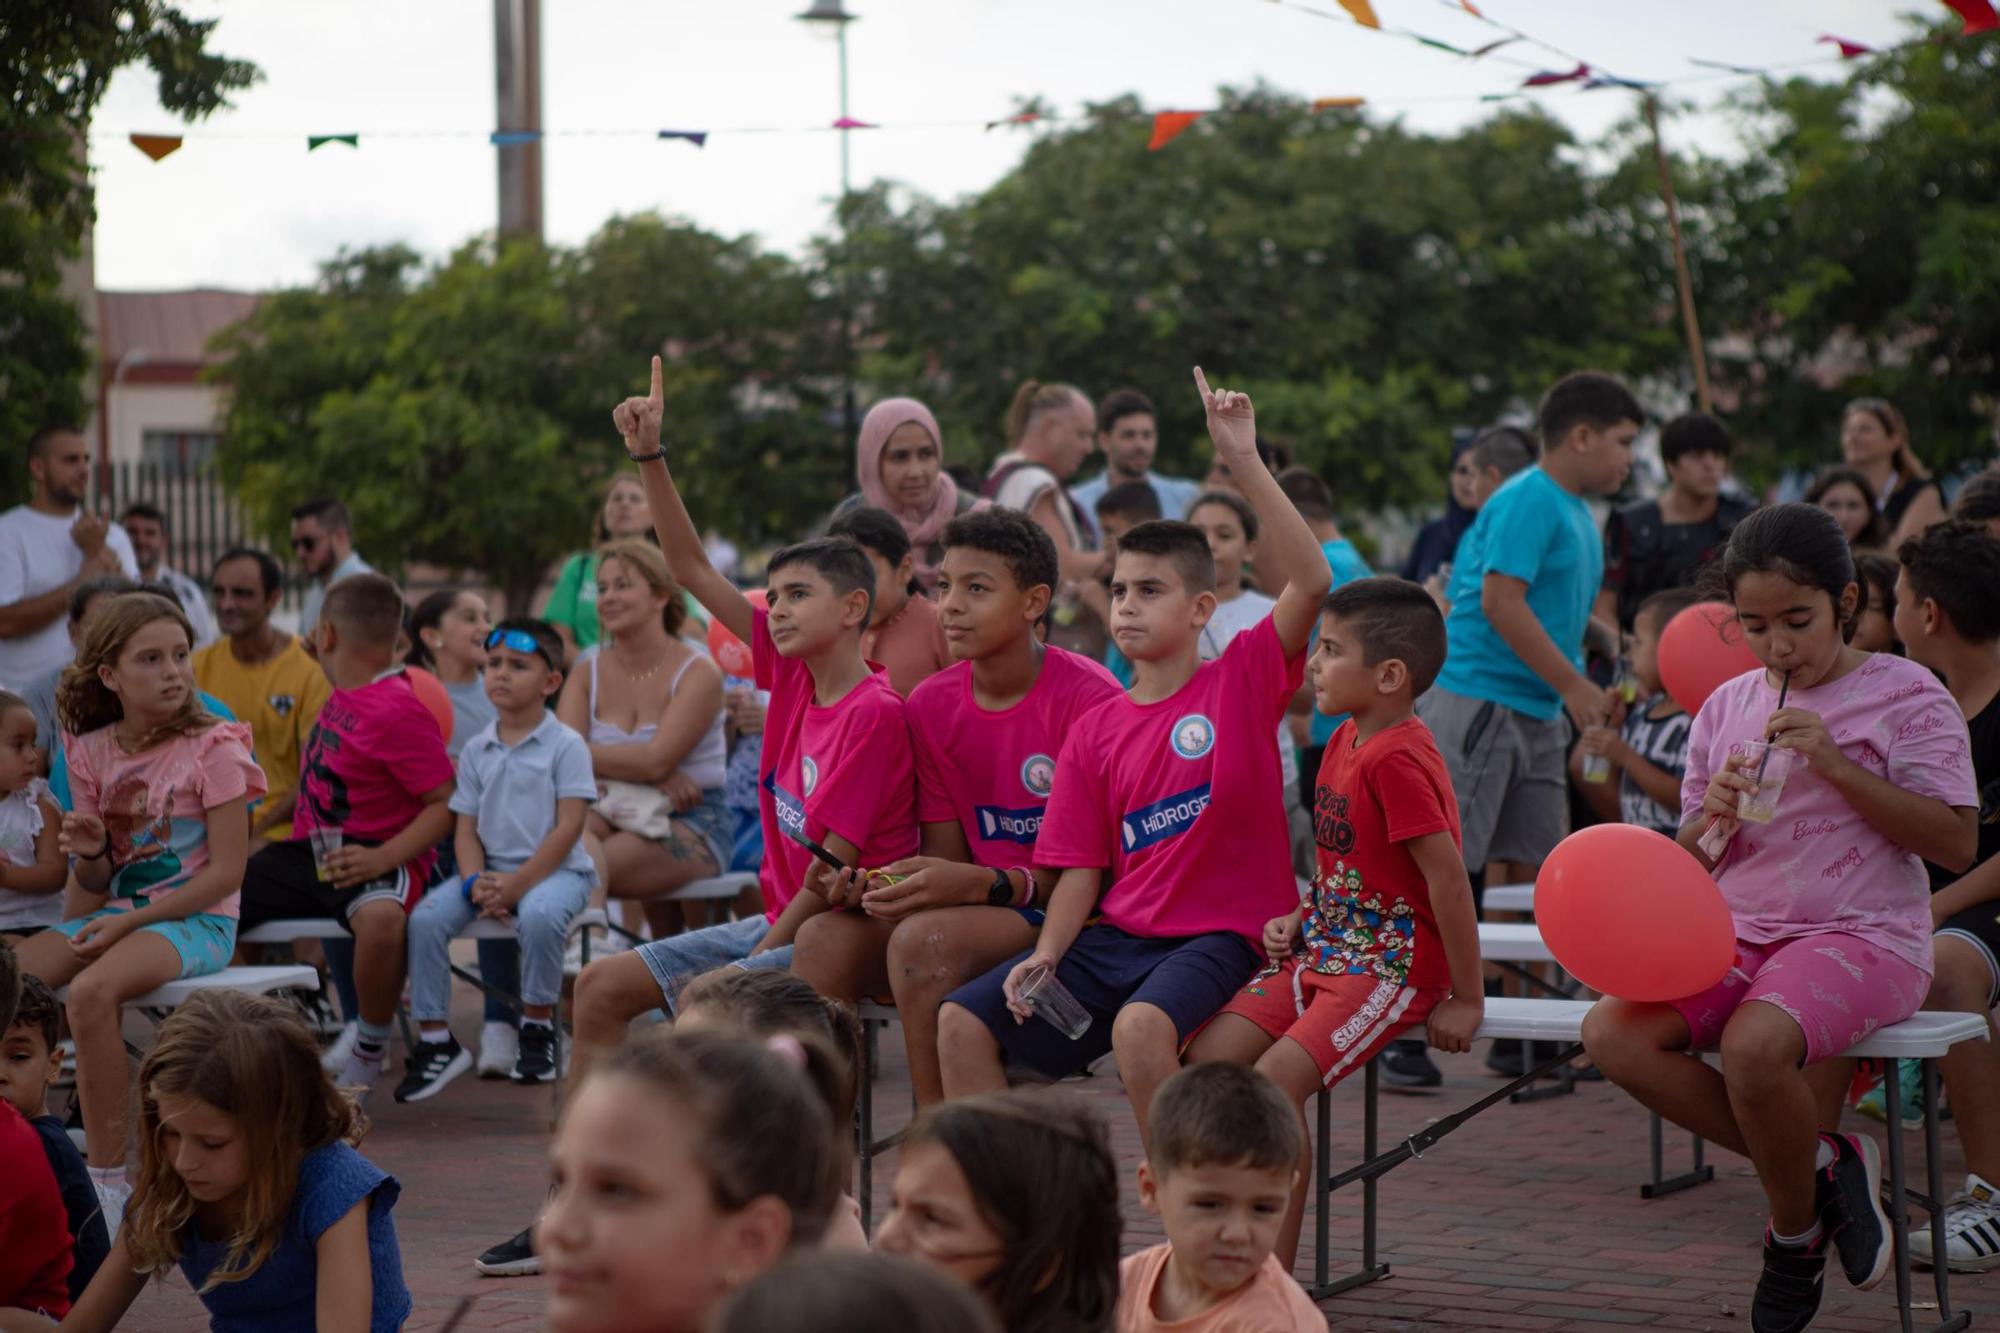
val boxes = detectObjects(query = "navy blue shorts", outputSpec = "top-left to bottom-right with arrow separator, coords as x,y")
946,924 -> 1258,1080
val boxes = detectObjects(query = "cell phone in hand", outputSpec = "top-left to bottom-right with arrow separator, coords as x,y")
783,825 -> 852,874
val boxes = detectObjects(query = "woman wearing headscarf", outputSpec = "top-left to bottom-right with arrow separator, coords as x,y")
828,397 -> 979,593
1401,431 -> 1481,585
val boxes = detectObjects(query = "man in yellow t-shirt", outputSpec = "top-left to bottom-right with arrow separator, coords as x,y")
192,547 -> 330,842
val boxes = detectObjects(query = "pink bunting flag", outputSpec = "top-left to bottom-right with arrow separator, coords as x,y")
832,116 -> 876,130
1147,111 -> 1202,151
985,111 -> 1042,131
1817,35 -> 1875,58
1337,0 -> 1380,28
1522,63 -> 1591,87
129,133 -> 183,162
1459,0 -> 1484,15
1941,0 -> 1999,33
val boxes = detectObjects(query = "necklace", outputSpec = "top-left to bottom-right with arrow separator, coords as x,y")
610,647 -> 666,682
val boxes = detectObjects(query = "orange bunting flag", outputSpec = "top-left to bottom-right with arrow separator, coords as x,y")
1459,0 -> 1484,14
1817,34 -> 1874,57
1941,0 -> 1999,33
1147,111 -> 1202,151
1337,0 -> 1381,27
1312,96 -> 1366,111
985,111 -> 1042,131
129,133 -> 183,162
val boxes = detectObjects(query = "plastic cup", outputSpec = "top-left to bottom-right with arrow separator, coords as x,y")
308,827 -> 344,881
1581,753 -> 1613,784
1735,743 -> 1794,825
1018,964 -> 1092,1041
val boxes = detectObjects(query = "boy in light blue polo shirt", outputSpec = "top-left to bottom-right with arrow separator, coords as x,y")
1418,373 -> 1639,890
397,618 -> 596,1101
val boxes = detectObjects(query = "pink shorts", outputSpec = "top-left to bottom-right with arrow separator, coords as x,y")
1668,932 -> 1930,1066
1215,957 -> 1444,1086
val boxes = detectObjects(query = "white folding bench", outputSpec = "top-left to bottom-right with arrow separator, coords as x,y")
1309,996 -> 1989,1333
122,964 -> 321,1012
855,998 -> 905,1234
1481,881 -> 1537,914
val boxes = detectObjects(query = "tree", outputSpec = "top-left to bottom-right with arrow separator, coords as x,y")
0,4 -> 259,500
208,218 -> 836,611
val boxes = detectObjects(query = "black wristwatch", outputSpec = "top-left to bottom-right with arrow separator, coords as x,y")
985,867 -> 1014,907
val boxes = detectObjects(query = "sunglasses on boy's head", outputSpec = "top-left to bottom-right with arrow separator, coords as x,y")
486,628 -> 556,669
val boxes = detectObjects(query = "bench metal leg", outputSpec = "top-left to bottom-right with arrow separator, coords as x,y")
1307,1060 -> 1391,1299
1917,1058 -> 1970,1332
858,1014 -> 875,1235
1640,1110 -> 1714,1198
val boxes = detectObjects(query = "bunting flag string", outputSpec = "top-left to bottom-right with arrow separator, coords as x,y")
1522,63 -> 1590,87
658,130 -> 707,147
985,111 -> 1042,130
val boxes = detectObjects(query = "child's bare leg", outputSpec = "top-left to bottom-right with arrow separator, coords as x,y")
1253,1035 -> 1323,1272
1112,1001 -> 1184,1153
349,899 -> 408,1030
1806,1058 -> 1852,1131
571,950 -> 668,1081
1582,998 -> 1749,1155
1719,1001 -> 1817,1233
792,912 -> 894,1004
888,909 -> 1038,1107
1932,937 -> 2000,1181
66,932 -> 182,1168
1183,1011 -> 1276,1066
937,1002 -> 1009,1099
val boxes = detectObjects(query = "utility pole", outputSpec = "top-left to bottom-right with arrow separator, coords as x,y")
494,0 -> 544,241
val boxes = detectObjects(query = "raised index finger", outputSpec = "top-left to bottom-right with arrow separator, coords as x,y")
648,354 -> 664,406
1192,366 -> 1212,401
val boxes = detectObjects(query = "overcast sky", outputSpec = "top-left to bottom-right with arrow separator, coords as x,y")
88,0 -> 1914,293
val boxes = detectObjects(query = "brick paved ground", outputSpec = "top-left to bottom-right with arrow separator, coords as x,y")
121,981 -> 1999,1331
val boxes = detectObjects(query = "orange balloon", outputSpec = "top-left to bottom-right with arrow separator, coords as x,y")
706,588 -> 767,680
1658,601 -> 1761,716
1536,824 -> 1735,1002
403,665 -> 454,746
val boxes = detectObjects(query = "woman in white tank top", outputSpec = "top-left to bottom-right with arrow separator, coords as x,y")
555,541 -> 730,938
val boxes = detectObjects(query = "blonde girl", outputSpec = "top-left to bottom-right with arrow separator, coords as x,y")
52,989 -> 410,1333
11,593 -> 264,1233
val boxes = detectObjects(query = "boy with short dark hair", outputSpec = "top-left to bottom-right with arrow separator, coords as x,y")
237,573 -> 458,1091
1573,587 -> 1701,835
938,370 -> 1332,1148
397,618 -> 596,1101
1094,483 -> 1164,689
0,937 -> 74,1318
792,507 -> 1123,1106
1072,389 -> 1203,521
1893,521 -> 2000,1268
1598,411 -> 1752,632
1188,575 -> 1482,1268
1116,1062 -> 1325,1332
571,357 -> 919,1070
0,974 -> 108,1301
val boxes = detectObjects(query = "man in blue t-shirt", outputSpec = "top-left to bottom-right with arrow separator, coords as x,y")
1069,388 -> 1202,521
1419,372 -> 1637,885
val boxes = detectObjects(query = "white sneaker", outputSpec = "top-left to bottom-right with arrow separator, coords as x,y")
563,917 -> 623,975
1912,1173 -> 2000,1272
477,1023 -> 519,1079
321,1022 -> 359,1075
338,1050 -> 385,1091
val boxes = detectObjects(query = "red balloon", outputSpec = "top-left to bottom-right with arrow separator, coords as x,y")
1536,824 -> 1735,1002
1657,601 -> 1761,716
706,588 -> 767,680
403,665 -> 454,746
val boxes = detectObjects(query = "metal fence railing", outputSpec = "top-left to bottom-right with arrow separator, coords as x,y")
90,452 -> 302,614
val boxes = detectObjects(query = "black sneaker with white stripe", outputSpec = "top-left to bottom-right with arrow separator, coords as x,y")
475,1226 -> 539,1278
1751,1230 -> 1826,1333
512,1022 -> 558,1084
1814,1131 -> 1891,1290
393,1036 -> 472,1103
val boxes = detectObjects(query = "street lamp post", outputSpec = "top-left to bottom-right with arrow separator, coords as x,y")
797,0 -> 858,441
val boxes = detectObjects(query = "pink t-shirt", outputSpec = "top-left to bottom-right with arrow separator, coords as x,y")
753,608 -> 920,920
1114,1244 -> 1325,1333
66,721 -> 266,918
1682,654 -> 1978,972
906,646 -> 1122,869
1036,617 -> 1304,945
294,671 -> 456,891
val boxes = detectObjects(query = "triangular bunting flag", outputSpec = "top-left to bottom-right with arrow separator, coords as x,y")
1941,0 -> 1999,34
490,130 -> 541,145
129,133 -> 183,162
1415,36 -> 1470,56
1522,63 -> 1591,87
1147,111 -> 1202,151
1470,36 -> 1519,57
1583,75 -> 1654,91
658,130 -> 708,147
1817,35 -> 1874,58
1337,0 -> 1380,28
1311,96 -> 1366,111
985,111 -> 1042,131
832,116 -> 876,130
1460,0 -> 1484,14
307,134 -> 358,151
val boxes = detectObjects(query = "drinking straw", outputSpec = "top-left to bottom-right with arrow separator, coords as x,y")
1754,670 -> 1792,783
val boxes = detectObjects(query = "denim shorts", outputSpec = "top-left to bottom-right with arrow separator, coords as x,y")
634,913 -> 791,1013
53,906 -> 237,979
674,788 -> 734,869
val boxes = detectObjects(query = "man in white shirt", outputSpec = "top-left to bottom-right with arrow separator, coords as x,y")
291,496 -> 373,636
0,426 -> 140,684
120,501 -> 218,647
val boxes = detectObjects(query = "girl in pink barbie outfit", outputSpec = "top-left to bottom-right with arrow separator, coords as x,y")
1584,504 -> 1978,1333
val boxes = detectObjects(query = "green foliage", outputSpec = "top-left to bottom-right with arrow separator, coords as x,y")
0,3 -> 259,503
209,220 -> 837,609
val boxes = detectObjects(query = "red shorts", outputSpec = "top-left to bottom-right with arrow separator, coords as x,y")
1216,957 -> 1444,1086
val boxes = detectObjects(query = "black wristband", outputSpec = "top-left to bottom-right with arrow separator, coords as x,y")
985,868 -> 1013,907
625,449 -> 665,463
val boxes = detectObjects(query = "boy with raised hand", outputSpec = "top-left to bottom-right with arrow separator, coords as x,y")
0,975 -> 108,1301
397,618 -> 597,1102
237,573 -> 457,1093
1117,1063 -> 1326,1332
1187,576 -> 1482,1270
937,369 -> 1331,1149
571,356 -> 919,1072
791,507 -> 1123,1106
